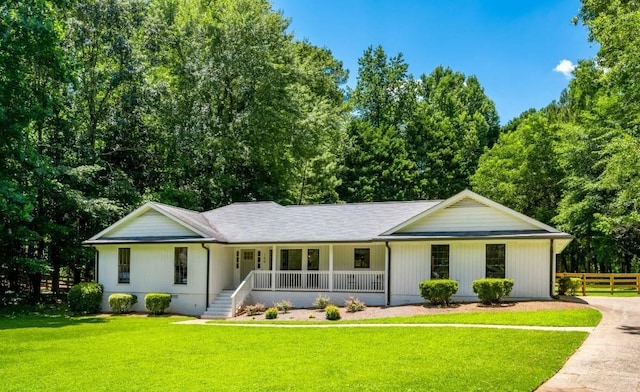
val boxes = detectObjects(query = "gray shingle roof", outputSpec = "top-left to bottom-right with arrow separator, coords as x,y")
151,202 -> 226,240
202,200 -> 441,243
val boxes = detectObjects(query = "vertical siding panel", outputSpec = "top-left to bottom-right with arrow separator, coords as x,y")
507,240 -> 550,298
450,242 -> 485,297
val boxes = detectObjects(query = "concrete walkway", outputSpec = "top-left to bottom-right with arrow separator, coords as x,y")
537,297 -> 640,392
174,318 -> 593,332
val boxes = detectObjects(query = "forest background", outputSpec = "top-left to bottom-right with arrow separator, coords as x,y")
2,0 -> 639,301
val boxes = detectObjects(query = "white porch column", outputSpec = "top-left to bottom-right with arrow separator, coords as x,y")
271,245 -> 276,291
329,244 -> 334,292
384,243 -> 390,305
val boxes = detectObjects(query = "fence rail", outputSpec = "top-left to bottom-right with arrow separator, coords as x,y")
252,270 -> 384,293
556,272 -> 640,295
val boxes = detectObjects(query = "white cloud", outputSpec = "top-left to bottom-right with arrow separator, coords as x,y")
554,59 -> 576,78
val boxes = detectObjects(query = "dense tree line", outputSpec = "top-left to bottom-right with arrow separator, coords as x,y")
1,0 -> 638,304
473,0 -> 640,273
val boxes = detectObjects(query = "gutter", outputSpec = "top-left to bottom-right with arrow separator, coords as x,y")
201,243 -> 211,310
385,241 -> 391,306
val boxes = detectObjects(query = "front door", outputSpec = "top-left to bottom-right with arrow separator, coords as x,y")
240,249 -> 255,281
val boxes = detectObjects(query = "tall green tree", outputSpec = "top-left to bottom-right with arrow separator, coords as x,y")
339,46 -> 417,201
408,66 -> 500,199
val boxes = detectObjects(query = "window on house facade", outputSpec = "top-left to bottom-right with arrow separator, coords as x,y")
174,247 -> 188,284
118,248 -> 130,284
354,248 -> 370,268
486,244 -> 506,278
307,249 -> 320,270
431,245 -> 449,279
280,249 -> 302,270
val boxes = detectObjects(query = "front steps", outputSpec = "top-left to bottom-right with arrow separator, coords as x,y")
201,290 -> 234,319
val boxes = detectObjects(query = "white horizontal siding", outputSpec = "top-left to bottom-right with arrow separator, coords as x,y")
389,239 -> 552,305
103,210 -> 199,238
398,198 -> 539,233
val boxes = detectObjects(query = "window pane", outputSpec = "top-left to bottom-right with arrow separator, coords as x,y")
174,247 -> 188,284
307,249 -> 320,270
118,248 -> 130,284
280,249 -> 302,270
354,248 -> 370,268
486,244 -> 506,278
431,245 -> 449,279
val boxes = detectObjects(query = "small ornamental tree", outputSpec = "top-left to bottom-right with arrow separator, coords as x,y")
472,278 -> 514,305
68,282 -> 104,315
419,279 -> 459,306
144,293 -> 172,315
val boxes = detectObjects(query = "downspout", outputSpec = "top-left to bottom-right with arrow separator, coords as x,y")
94,247 -> 99,283
201,243 -> 211,309
549,239 -> 555,299
385,241 -> 391,306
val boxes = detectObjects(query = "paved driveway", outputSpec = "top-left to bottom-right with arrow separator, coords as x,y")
537,296 -> 640,392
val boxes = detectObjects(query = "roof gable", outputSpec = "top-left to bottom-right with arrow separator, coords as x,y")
88,203 -> 210,241
384,190 -> 560,235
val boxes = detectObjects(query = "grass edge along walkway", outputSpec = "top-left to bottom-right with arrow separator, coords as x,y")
184,319 -> 595,332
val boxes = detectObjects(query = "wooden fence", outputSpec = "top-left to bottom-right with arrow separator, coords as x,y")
556,272 -> 640,295
40,275 -> 75,292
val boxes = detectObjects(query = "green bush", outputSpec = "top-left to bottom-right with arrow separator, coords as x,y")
144,293 -> 172,315
265,307 -> 278,319
418,279 -> 459,306
558,277 -> 581,296
108,293 -> 138,314
68,282 -> 104,315
344,296 -> 366,312
325,305 -> 341,320
245,303 -> 265,316
472,278 -> 515,305
312,294 -> 331,310
275,299 -> 293,313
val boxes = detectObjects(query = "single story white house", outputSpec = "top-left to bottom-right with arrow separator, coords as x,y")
84,190 -> 573,317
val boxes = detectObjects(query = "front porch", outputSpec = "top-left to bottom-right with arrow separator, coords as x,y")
219,243 -> 389,317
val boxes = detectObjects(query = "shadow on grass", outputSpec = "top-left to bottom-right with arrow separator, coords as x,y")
0,314 -> 108,330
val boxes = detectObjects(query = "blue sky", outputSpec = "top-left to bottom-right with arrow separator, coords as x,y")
270,0 -> 597,124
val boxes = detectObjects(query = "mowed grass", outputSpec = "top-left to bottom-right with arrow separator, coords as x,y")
223,308 -> 602,327
0,315 -> 588,392
582,286 -> 640,297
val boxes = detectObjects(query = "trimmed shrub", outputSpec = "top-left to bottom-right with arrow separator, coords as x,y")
312,294 -> 331,310
245,303 -> 265,316
325,305 -> 341,320
265,307 -> 278,319
472,278 -> 515,305
558,276 -> 581,296
68,282 -> 104,315
418,279 -> 459,306
144,293 -> 172,315
344,296 -> 366,312
275,299 -> 293,313
108,293 -> 138,314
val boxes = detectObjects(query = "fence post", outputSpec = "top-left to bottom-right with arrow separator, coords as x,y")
637,275 -> 640,294
581,274 -> 586,296
610,274 -> 614,295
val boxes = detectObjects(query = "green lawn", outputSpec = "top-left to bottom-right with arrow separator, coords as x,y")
0,314 -> 590,391
223,308 -> 602,327
582,286 -> 640,297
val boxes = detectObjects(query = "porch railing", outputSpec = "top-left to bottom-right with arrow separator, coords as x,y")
252,270 -> 384,293
231,270 -> 254,316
